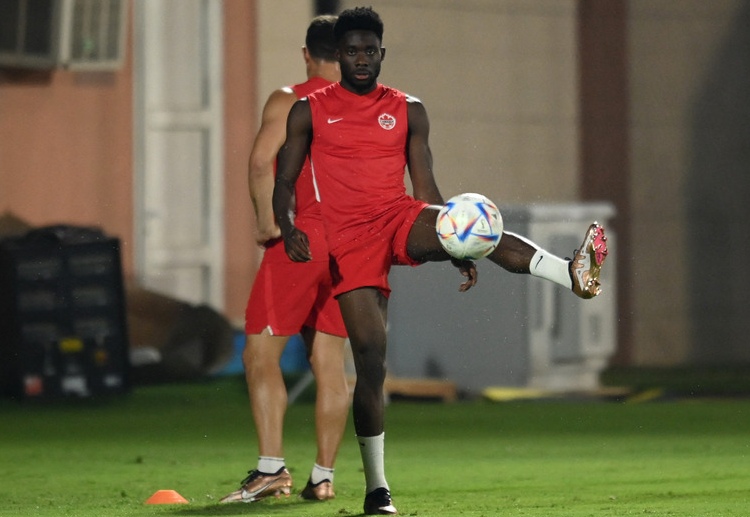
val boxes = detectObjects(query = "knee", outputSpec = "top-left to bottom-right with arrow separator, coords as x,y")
242,340 -> 277,374
350,343 -> 387,385
241,345 -> 258,374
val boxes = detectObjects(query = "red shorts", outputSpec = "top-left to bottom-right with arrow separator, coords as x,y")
329,198 -> 429,297
245,219 -> 346,337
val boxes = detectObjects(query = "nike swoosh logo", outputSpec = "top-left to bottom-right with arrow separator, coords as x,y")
327,117 -> 343,124
241,480 -> 274,501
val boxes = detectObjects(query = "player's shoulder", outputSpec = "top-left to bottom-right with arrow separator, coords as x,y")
261,87 -> 298,117
270,86 -> 295,98
307,81 -> 338,100
292,77 -> 335,99
266,86 -> 297,105
380,84 -> 421,105
405,93 -> 425,114
405,92 -> 428,128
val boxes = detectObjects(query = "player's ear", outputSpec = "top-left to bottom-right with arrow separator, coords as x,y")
302,46 -> 311,63
381,47 -> 386,61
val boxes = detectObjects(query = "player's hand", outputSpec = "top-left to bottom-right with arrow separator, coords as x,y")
451,258 -> 477,292
282,227 -> 312,262
256,224 -> 282,247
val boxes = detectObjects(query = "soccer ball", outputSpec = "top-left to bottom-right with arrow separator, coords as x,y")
435,193 -> 503,260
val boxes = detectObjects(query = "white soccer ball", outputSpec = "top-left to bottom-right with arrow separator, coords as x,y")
435,193 -> 503,260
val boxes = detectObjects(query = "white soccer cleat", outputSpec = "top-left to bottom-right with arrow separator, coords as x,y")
219,467 -> 292,503
570,223 -> 608,299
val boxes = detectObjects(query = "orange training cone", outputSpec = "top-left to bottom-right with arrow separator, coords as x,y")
145,489 -> 189,504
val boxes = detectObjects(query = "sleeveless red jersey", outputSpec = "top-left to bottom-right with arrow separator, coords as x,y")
307,83 -> 411,248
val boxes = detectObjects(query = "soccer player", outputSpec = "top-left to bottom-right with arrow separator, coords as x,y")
220,16 -> 349,504
273,7 -> 608,515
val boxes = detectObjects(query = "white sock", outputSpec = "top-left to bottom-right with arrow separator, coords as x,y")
257,456 -> 285,474
529,248 -> 572,289
310,463 -> 334,484
357,433 -> 389,494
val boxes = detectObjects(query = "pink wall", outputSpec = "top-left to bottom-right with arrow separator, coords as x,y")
223,0 -> 260,320
0,59 -> 134,275
0,1 -> 260,322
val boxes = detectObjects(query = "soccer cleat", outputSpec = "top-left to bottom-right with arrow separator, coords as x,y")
299,478 -> 335,501
218,467 -> 292,503
569,222 -> 608,299
363,487 -> 398,515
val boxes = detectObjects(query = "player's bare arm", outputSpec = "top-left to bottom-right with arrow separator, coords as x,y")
249,88 -> 298,245
405,98 -> 443,206
405,98 -> 478,291
273,98 -> 314,262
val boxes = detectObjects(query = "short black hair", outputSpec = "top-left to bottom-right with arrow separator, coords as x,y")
306,15 -> 338,61
333,6 -> 383,43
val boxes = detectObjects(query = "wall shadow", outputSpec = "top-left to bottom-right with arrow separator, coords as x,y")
688,0 -> 750,363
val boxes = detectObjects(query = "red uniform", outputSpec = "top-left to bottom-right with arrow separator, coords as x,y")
307,83 -> 428,297
245,77 -> 346,337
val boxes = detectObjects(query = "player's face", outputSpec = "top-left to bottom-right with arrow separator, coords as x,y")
336,30 -> 384,94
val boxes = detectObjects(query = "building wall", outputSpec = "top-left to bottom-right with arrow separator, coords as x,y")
332,0 -> 750,366
1,0 -> 748,366
223,0 -> 261,321
0,30 -> 135,275
0,1 -> 259,323
339,0 -> 580,204
222,0 -> 316,323
578,0 -> 631,364
628,0 -> 750,364
256,0 -> 314,104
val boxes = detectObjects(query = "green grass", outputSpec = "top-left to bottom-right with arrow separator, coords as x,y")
1,375 -> 749,516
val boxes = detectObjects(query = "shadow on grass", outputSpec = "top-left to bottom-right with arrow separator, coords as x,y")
165,499 -> 363,516
167,504 -> 287,515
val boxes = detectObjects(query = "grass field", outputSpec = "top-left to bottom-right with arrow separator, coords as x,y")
1,374 -> 749,517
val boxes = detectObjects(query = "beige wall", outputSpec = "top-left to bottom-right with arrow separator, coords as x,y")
339,0 -> 580,204
628,0 -> 748,364
256,0 -> 580,203
257,0 -> 314,105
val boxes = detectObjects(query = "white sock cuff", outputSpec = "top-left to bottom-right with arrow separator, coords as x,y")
357,432 -> 385,446
529,249 -> 572,289
257,456 -> 285,473
311,463 -> 335,484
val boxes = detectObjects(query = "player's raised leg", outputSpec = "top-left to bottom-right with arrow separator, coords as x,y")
406,205 -> 608,298
493,223 -> 608,298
